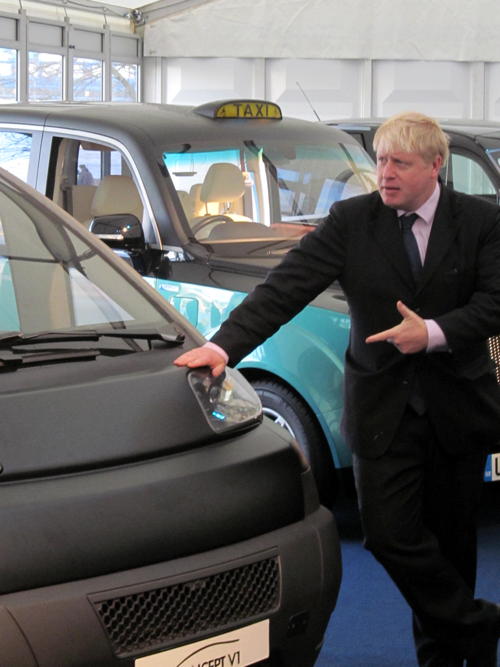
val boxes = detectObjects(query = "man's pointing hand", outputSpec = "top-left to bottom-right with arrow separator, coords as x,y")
365,300 -> 428,354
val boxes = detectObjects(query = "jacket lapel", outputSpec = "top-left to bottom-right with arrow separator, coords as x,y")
368,198 -> 415,289
368,186 -> 463,293
419,186 -> 462,292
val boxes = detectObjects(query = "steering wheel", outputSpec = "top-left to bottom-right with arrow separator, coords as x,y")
191,214 -> 234,236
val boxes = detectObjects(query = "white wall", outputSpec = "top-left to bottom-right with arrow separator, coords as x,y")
143,57 -> 500,122
141,0 -> 500,122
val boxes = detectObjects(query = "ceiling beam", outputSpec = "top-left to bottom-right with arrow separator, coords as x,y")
18,0 -> 134,19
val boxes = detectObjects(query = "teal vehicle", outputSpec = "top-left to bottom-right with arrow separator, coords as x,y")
0,99 -> 377,500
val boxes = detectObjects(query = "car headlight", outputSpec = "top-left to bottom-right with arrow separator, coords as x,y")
188,367 -> 262,433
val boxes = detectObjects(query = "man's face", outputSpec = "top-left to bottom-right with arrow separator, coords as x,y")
376,147 -> 442,212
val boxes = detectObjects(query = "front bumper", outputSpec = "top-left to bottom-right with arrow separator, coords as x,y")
0,505 -> 340,667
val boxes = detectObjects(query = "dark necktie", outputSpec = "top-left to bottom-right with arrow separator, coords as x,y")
398,214 -> 426,414
400,213 -> 422,281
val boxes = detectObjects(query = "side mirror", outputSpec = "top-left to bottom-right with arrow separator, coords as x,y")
89,213 -> 145,250
88,214 -> 171,278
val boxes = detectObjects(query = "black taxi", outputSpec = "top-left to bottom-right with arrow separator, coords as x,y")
0,99 -> 378,502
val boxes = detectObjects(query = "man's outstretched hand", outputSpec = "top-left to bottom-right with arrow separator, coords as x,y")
365,301 -> 428,354
174,346 -> 227,377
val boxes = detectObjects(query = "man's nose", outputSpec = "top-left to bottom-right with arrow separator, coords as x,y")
380,161 -> 395,179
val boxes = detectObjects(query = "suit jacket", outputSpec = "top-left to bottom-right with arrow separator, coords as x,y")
211,186 -> 500,458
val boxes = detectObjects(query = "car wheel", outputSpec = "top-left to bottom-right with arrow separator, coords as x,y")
251,378 -> 336,506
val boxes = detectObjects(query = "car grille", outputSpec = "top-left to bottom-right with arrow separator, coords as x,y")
92,556 -> 280,658
488,335 -> 500,383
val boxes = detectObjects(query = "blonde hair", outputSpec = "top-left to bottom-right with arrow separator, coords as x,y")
373,112 -> 449,165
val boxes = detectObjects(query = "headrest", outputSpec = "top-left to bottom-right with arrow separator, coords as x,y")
200,163 -> 245,203
91,175 -> 143,220
176,190 -> 192,216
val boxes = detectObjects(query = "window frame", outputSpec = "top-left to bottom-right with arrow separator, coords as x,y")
38,127 -> 161,248
0,7 -> 141,103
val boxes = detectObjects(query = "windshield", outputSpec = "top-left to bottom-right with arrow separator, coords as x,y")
0,179 -> 179,337
483,137 -> 500,176
163,134 -> 376,252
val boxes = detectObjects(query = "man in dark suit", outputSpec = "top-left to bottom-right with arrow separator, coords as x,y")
175,112 -> 500,666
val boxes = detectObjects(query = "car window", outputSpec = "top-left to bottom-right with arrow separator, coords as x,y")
162,137 -> 376,248
47,137 -> 142,225
0,180 -> 173,336
449,152 -> 496,197
0,131 -> 32,181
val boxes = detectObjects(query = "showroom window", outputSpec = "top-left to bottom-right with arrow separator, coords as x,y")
0,47 -> 17,101
27,19 -> 64,100
110,33 -> 141,101
28,51 -> 63,100
0,131 -> 33,181
112,62 -> 138,101
73,57 -> 103,101
0,7 -> 140,102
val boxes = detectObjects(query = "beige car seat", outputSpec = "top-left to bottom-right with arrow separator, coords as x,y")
176,190 -> 194,217
89,175 -> 143,223
71,185 -> 97,222
198,163 -> 250,221
190,183 -> 218,218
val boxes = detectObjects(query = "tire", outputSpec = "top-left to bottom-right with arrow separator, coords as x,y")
251,378 -> 336,506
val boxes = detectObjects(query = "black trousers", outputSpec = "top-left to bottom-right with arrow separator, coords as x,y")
352,408 -> 497,666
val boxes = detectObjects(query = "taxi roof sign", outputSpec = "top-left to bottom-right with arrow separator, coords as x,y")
194,99 -> 282,120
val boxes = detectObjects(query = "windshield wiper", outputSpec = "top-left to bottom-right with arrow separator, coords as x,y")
0,329 -> 185,349
0,348 -> 101,372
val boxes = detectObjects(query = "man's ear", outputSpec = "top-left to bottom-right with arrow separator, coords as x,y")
431,155 -> 443,177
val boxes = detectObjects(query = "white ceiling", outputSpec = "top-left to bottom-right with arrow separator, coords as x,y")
143,0 -> 500,62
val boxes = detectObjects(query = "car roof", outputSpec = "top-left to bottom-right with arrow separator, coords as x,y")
326,117 -> 500,141
0,101 -> 357,147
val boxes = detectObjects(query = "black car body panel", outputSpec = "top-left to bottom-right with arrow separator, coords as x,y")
0,167 -> 341,666
327,117 -> 500,203
1,416 -> 305,593
1,504 -> 339,667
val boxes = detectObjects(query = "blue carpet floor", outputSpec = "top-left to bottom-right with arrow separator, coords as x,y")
316,483 -> 500,666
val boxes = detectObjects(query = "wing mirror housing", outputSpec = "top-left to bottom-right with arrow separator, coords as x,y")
89,214 -> 145,250
89,213 -> 171,278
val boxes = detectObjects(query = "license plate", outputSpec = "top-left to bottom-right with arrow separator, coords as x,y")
135,619 -> 269,667
484,453 -> 500,482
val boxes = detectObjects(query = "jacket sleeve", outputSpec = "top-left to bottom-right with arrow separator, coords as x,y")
435,201 -> 500,351
210,207 -> 348,366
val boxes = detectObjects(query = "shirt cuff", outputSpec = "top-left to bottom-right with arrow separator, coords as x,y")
203,341 -> 229,364
425,319 -> 448,352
